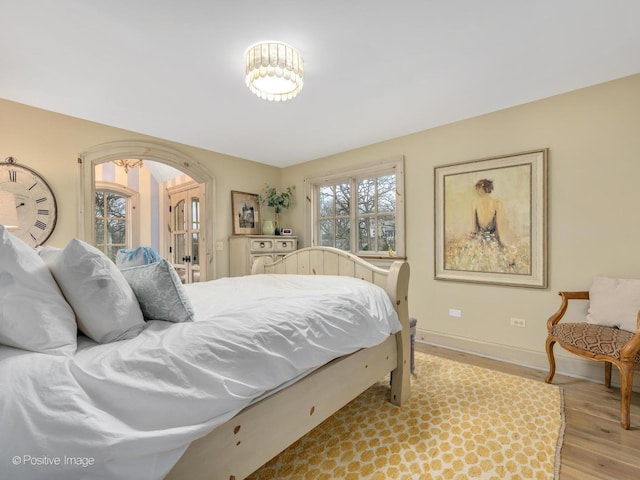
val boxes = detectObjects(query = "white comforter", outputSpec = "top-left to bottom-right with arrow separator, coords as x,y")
0,274 -> 400,480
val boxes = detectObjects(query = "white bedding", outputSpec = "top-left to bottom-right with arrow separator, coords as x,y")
0,274 -> 400,480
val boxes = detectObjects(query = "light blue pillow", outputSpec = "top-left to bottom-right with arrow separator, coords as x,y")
116,246 -> 161,269
121,260 -> 195,323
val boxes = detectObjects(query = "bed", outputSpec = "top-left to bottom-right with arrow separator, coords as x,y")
0,231 -> 410,480
166,247 -> 411,480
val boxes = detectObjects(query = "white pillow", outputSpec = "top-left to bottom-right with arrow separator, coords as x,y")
45,239 -> 146,343
121,259 -> 195,323
36,244 -> 62,263
0,226 -> 76,355
586,276 -> 640,332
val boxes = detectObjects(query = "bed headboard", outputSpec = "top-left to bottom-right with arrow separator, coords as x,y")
251,246 -> 409,321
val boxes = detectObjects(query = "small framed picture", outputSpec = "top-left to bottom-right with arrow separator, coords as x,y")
231,191 -> 260,235
280,228 -> 293,236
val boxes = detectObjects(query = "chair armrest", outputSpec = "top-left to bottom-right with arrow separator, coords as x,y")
546,291 -> 590,331
620,310 -> 640,362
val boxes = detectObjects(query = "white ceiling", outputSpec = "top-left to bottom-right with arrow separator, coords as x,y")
2,1 -> 639,167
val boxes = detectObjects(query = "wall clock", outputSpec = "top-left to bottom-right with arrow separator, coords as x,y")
0,157 -> 58,247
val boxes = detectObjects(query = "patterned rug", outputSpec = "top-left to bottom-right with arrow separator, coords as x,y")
248,351 -> 565,480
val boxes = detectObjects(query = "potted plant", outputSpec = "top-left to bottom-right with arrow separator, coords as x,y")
260,184 -> 294,235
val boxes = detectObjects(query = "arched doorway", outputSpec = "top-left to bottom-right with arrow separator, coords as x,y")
78,140 -> 216,281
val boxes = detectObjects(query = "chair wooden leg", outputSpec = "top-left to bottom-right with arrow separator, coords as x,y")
619,363 -> 634,430
605,362 -> 612,388
545,338 -> 556,384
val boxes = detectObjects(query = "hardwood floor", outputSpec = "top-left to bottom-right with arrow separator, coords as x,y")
416,343 -> 640,480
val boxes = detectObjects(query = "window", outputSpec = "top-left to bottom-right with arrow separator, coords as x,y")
306,157 -> 405,259
94,183 -> 139,261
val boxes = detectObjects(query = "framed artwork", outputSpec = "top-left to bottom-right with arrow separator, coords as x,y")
434,149 -> 548,288
231,191 -> 261,235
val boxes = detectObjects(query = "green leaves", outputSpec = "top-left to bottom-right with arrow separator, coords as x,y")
261,185 -> 294,213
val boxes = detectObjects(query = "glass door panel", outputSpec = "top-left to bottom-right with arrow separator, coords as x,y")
169,187 -> 203,283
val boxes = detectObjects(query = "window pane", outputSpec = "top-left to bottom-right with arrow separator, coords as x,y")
108,219 -> 126,244
378,215 -> 396,251
319,219 -> 334,247
107,193 -> 126,218
358,217 -> 374,251
335,183 -> 350,216
174,233 -> 185,263
319,186 -> 334,218
191,198 -> 200,230
377,175 -> 396,213
106,246 -> 120,262
95,192 -> 104,217
191,233 -> 199,265
335,218 -> 350,251
95,218 -> 104,244
174,266 -> 187,284
174,200 -> 185,231
357,178 -> 376,214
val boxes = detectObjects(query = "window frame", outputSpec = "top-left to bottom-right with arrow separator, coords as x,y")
95,182 -> 140,260
305,156 -> 405,261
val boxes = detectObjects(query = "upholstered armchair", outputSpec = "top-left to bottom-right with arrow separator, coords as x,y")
545,286 -> 640,429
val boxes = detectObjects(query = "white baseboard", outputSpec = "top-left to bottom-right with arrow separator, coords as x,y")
416,328 -> 640,391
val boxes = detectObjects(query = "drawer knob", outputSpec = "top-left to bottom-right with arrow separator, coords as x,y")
259,242 -> 265,248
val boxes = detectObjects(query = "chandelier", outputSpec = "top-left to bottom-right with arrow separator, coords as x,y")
245,41 -> 303,102
113,159 -> 144,173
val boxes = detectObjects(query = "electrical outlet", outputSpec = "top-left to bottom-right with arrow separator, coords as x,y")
216,241 -> 224,251
449,309 -> 462,318
510,318 -> 526,328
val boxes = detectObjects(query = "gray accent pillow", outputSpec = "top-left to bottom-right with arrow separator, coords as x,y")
121,260 -> 195,323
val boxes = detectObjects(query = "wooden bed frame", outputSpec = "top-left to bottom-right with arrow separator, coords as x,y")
165,247 -> 411,480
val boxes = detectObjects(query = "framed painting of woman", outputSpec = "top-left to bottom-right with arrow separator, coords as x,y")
434,149 -> 548,287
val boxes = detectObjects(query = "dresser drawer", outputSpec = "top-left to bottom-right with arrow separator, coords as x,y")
250,239 -> 275,251
275,239 -> 296,252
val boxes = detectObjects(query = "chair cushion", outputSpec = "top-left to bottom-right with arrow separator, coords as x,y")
552,322 -> 640,363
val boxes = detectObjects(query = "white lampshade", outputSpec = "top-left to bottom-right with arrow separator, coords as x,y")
245,41 -> 304,102
0,191 -> 19,230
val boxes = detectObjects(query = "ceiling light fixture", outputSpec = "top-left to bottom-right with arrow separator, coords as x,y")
245,41 -> 303,102
113,159 -> 144,173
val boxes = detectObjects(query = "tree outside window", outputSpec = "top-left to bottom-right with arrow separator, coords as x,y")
95,190 -> 128,261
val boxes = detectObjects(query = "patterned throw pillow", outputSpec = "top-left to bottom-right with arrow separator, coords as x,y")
121,260 -> 195,323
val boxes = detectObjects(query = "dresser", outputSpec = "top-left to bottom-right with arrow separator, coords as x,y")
229,235 -> 297,276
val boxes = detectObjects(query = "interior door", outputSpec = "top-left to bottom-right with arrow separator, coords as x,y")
169,185 -> 203,283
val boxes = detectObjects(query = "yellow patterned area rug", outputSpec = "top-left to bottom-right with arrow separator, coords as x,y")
248,351 -> 565,480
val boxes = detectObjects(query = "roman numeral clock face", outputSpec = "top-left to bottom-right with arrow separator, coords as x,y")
0,160 -> 57,247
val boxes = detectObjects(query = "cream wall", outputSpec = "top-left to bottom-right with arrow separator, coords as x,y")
2,75 -> 639,379
282,74 -> 640,379
0,98 -> 281,278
